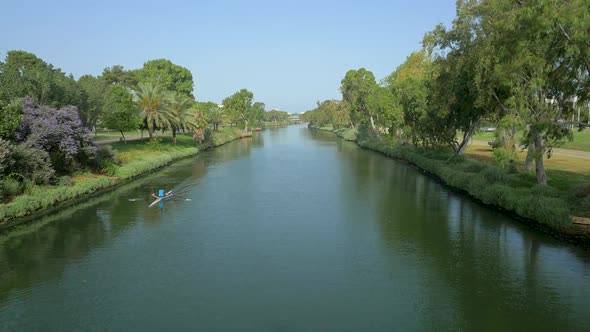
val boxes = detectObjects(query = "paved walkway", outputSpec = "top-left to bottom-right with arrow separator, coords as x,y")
470,140 -> 590,161
95,135 -> 143,145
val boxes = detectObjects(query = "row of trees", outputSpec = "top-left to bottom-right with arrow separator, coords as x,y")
0,50 -> 273,200
302,0 -> 589,185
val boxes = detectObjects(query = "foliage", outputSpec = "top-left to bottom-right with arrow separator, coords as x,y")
11,143 -> 56,185
15,97 -> 97,173
0,50 -> 84,108
358,137 -> 573,229
0,138 -> 14,175
102,65 -> 137,86
101,84 -> 141,143
133,82 -> 171,140
340,68 -> 377,130
0,99 -> 22,138
134,59 -> 194,98
201,102 -> 224,131
77,74 -> 107,129
164,91 -> 193,142
0,178 -> 22,201
222,89 -> 259,131
263,109 -> 290,125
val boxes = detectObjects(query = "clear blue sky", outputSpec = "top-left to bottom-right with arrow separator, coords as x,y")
0,0 -> 456,113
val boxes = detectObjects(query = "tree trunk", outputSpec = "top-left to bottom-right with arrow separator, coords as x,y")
172,128 -> 177,145
458,128 -> 476,155
530,126 -> 547,184
524,142 -> 533,171
370,115 -> 376,131
120,131 -> 127,144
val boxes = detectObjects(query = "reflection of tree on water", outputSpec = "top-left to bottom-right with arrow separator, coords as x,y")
372,158 -> 590,331
305,128 -> 590,330
0,138 -> 260,306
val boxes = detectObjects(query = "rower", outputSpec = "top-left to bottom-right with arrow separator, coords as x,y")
151,189 -> 172,198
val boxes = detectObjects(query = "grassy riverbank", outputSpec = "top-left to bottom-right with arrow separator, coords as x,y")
311,125 -> 590,243
0,127 -> 247,224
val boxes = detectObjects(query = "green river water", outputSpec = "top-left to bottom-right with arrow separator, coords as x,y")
0,126 -> 589,331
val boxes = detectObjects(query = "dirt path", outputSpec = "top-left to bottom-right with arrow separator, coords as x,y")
470,140 -> 590,161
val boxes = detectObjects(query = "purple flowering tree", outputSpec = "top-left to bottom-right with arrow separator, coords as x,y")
16,97 -> 97,172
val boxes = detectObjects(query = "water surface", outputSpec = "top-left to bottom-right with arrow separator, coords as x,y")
1,126 -> 589,331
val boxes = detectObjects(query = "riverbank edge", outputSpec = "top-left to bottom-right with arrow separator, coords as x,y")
310,126 -> 590,248
0,129 -> 249,228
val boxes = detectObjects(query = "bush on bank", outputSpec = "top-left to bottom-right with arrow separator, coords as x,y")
357,138 -> 573,230
313,125 -> 578,232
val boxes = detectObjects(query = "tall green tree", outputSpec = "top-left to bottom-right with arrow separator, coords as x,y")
222,89 -> 254,130
135,59 -> 194,98
0,51 -> 83,108
480,0 -> 586,184
102,65 -> 137,86
384,51 -> 432,145
78,74 -> 107,130
250,102 -> 266,129
101,85 -> 140,143
340,68 -> 377,130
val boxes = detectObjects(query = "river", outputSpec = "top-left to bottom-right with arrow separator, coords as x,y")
0,126 -> 589,331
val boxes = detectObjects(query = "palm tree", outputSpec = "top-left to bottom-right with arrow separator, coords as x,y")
187,108 -> 208,141
165,91 -> 192,144
134,82 -> 171,140
208,106 -> 225,131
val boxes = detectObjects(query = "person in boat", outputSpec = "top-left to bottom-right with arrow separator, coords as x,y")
151,189 -> 173,199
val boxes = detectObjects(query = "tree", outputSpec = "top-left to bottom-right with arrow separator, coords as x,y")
222,89 -> 254,130
184,108 -> 208,141
264,109 -> 290,125
340,68 -> 377,130
249,102 -> 265,129
135,59 -> 194,98
102,65 -> 137,86
385,51 -> 432,145
165,91 -> 192,144
0,51 -> 83,108
207,104 -> 225,131
133,82 -> 171,140
366,86 -> 400,136
78,74 -> 107,130
101,85 -> 140,143
478,0 -> 586,184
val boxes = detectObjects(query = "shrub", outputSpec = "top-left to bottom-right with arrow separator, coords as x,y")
1,178 -> 22,198
57,176 -> 74,187
146,137 -> 162,150
0,138 -> 14,175
492,147 -> 515,170
12,144 -> 56,185
482,166 -> 504,183
530,184 -> 560,198
460,161 -> 486,173
15,97 -> 97,173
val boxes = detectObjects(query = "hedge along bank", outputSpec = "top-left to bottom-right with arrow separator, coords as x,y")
310,125 -> 590,245
0,128 -> 248,226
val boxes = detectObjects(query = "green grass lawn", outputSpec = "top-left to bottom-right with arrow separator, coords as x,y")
470,128 -> 590,152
